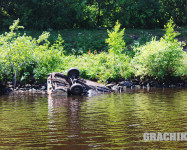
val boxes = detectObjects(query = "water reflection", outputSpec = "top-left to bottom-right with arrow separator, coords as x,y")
0,89 -> 186,149
48,95 -> 84,137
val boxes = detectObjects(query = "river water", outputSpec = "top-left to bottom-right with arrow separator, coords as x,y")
0,88 -> 186,149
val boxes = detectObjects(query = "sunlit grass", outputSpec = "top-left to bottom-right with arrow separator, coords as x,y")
1,27 -> 186,55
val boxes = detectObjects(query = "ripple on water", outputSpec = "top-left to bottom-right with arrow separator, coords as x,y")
0,88 -> 186,149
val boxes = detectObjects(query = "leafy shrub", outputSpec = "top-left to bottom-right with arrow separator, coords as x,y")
163,18 -> 180,43
0,20 -> 64,86
33,32 -> 63,83
132,19 -> 187,80
177,53 -> 187,77
59,52 -> 133,83
106,21 -> 126,59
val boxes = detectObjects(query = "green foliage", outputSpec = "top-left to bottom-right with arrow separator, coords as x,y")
9,19 -> 24,32
163,18 -> 180,42
177,53 -> 187,76
6,26 -> 185,57
0,19 -> 186,87
0,0 -> 186,30
0,19 -> 33,87
106,21 -> 126,58
32,32 -> 63,83
33,47 -> 62,83
132,20 -> 186,79
59,52 -> 133,83
159,0 -> 186,26
62,30 -> 107,55
0,20 -> 64,85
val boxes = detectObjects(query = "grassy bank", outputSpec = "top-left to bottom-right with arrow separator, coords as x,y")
0,19 -> 186,87
1,27 -> 186,55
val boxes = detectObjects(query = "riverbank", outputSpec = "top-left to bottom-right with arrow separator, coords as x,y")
1,76 -> 186,96
0,20 -> 186,94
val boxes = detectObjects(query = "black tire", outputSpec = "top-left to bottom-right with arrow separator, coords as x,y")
67,68 -> 79,78
70,84 -> 83,95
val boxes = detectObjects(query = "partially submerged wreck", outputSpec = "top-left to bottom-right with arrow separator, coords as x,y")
47,68 -> 111,95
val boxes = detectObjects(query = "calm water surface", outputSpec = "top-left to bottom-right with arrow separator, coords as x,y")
0,88 -> 186,149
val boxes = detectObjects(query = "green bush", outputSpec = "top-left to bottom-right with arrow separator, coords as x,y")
177,53 -> 187,77
0,20 -> 64,86
32,32 -> 63,83
106,21 -> 126,59
132,19 -> 187,80
59,52 -> 133,83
